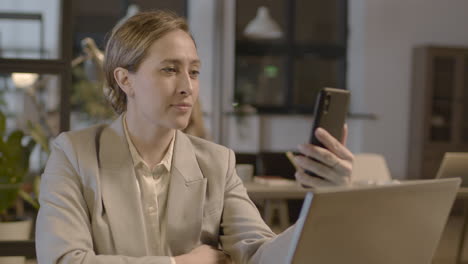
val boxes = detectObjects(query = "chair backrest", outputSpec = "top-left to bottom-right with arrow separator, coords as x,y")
351,153 -> 392,183
436,152 -> 468,187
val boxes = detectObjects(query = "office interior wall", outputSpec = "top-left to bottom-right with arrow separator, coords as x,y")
350,0 -> 468,179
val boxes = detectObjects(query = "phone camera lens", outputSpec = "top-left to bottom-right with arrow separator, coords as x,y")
324,94 -> 331,113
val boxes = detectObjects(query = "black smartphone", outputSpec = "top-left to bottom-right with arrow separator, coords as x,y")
309,87 -> 350,147
303,87 -> 350,177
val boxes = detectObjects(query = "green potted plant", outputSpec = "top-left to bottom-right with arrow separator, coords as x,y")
0,109 -> 37,263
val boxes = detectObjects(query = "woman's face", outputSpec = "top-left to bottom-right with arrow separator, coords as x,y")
127,29 -> 200,130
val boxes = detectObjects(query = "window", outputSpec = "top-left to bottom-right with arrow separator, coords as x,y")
0,0 -> 72,133
235,0 -> 347,113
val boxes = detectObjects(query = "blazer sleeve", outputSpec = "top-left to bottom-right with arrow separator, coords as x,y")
35,134 -> 172,264
219,149 -> 298,264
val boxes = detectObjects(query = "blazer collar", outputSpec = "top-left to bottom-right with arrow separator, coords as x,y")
172,130 -> 205,183
102,116 -> 205,182
104,116 -> 204,182
166,130 -> 207,255
100,116 -> 206,256
99,115 -> 149,256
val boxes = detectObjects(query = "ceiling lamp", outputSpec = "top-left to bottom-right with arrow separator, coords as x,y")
243,6 -> 283,40
11,73 -> 39,89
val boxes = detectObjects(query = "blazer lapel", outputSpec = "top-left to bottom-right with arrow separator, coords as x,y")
99,115 -> 148,256
166,130 -> 207,256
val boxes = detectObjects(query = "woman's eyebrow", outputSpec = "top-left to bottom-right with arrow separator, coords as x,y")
160,58 -> 201,65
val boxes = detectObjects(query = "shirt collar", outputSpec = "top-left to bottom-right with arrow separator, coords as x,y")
123,113 -> 174,172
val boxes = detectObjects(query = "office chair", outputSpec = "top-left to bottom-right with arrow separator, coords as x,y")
351,153 -> 392,183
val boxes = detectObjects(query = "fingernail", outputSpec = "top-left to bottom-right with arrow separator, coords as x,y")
297,144 -> 305,151
316,127 -> 325,136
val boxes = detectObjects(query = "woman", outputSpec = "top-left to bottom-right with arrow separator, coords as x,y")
36,11 -> 353,264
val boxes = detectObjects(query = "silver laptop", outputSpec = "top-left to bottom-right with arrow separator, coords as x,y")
286,178 -> 460,264
436,152 -> 468,186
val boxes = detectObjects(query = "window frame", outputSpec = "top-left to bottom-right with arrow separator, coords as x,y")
234,0 -> 348,114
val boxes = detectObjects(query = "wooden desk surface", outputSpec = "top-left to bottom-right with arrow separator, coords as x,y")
457,187 -> 468,199
243,181 -> 309,200
244,181 -> 468,200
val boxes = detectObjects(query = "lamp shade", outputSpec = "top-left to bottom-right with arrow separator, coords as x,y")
11,73 -> 39,89
243,6 -> 283,40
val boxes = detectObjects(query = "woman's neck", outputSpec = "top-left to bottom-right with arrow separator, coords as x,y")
125,112 -> 174,168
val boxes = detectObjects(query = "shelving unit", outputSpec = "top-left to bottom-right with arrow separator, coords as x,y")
408,46 -> 468,179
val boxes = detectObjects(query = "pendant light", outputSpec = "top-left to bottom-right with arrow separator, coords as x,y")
243,6 -> 283,40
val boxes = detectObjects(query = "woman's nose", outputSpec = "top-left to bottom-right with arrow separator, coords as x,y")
178,72 -> 193,95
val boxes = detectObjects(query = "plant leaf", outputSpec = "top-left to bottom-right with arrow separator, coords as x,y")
18,190 -> 39,210
0,184 -> 20,214
27,121 -> 50,154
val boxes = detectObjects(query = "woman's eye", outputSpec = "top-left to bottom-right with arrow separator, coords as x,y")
189,70 -> 200,78
162,67 -> 177,73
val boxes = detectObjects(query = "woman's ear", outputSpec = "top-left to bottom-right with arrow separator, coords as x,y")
114,67 -> 134,97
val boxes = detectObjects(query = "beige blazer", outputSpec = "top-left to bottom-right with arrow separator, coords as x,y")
36,115 -> 293,264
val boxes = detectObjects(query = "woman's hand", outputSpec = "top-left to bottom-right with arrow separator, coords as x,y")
294,125 -> 354,188
174,245 -> 232,264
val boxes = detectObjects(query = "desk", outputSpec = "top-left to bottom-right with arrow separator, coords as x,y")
244,181 -> 309,231
457,188 -> 468,199
243,181 -> 309,200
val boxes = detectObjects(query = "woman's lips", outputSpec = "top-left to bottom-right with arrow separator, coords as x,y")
172,103 -> 192,112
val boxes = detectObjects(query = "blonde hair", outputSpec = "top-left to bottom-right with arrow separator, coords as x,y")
104,10 -> 192,114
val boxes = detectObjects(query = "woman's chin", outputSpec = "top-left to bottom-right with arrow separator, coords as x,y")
172,120 -> 190,131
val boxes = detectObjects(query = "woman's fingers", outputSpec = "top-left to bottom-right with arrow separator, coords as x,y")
295,170 -> 335,187
293,125 -> 355,188
342,123 -> 348,145
297,142 -> 353,176
294,155 -> 350,185
314,127 -> 354,161
298,143 -> 339,168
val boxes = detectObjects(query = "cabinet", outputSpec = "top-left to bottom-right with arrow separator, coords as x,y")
408,46 -> 468,179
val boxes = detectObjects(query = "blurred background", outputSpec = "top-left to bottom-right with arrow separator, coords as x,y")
1,0 -> 468,262
1,0 -> 467,181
